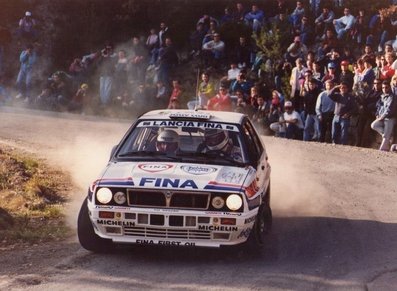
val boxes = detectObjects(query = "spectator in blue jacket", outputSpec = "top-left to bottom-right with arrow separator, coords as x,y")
244,4 -> 265,34
16,44 -> 37,102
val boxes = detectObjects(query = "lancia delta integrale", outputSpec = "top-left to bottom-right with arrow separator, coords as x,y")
77,110 -> 271,252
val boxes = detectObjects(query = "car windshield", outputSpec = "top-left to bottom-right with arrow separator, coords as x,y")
116,119 -> 248,166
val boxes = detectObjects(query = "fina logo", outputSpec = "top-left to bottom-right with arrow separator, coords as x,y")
138,164 -> 173,173
181,165 -> 217,175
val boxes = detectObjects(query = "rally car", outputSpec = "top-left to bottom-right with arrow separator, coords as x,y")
77,110 -> 272,252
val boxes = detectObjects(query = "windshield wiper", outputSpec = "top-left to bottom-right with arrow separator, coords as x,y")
118,151 -> 181,161
118,150 -> 159,157
176,151 -> 247,167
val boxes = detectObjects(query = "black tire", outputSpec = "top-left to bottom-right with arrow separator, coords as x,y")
246,202 -> 272,252
77,198 -> 114,253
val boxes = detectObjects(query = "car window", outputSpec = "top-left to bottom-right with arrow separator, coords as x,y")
116,120 -> 248,166
242,119 -> 263,163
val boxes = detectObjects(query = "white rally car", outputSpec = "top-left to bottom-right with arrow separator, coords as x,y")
77,110 -> 271,252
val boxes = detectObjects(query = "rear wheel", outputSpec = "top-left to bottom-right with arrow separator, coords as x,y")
77,198 -> 114,253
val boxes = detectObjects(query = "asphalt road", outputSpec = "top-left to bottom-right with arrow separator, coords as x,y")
0,107 -> 396,291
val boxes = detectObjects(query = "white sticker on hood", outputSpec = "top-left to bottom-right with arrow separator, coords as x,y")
181,165 -> 217,175
138,163 -> 174,173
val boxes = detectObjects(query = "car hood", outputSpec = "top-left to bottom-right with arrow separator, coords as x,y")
96,162 -> 256,192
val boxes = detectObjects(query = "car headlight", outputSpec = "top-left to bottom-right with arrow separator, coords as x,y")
113,191 -> 127,205
96,188 -> 113,204
226,194 -> 242,211
211,196 -> 225,209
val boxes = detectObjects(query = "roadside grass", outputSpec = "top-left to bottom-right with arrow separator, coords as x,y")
0,147 -> 72,248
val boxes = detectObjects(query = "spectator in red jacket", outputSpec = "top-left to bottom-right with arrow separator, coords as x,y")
207,85 -> 232,111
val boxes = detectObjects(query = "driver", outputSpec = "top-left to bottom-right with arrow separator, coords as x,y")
202,129 -> 243,162
156,129 -> 179,153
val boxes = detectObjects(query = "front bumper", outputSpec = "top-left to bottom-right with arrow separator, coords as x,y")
88,199 -> 258,248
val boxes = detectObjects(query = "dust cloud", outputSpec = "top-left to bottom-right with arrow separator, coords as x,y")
263,137 -> 330,217
50,123 -> 130,229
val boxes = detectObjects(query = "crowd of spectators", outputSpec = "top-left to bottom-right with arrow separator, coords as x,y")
1,1 -> 397,151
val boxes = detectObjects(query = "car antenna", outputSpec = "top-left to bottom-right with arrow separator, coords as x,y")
194,68 -> 200,111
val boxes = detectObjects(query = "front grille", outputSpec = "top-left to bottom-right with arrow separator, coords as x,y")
124,226 -> 211,240
129,190 -> 166,206
128,190 -> 210,210
170,193 -> 209,208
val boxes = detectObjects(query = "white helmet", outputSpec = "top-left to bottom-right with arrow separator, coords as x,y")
204,129 -> 229,151
156,129 -> 179,153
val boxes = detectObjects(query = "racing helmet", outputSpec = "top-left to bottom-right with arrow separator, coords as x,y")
156,129 -> 179,153
204,129 -> 229,151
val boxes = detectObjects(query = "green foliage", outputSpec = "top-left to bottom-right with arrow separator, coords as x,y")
253,26 -> 283,61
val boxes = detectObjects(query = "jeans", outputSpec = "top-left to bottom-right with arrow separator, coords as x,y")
286,123 -> 303,140
99,76 -> 113,105
332,115 -> 350,145
319,112 -> 334,143
366,31 -> 388,51
334,21 -> 349,40
303,114 -> 320,141
16,68 -> 33,97
371,117 -> 396,150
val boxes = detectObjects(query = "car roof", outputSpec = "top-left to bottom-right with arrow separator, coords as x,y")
139,110 -> 245,124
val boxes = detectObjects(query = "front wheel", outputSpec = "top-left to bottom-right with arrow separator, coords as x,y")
77,198 -> 114,253
246,202 -> 272,250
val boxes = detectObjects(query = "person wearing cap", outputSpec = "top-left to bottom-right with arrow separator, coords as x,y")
18,11 -> 37,41
270,100 -> 304,139
321,62 -> 338,84
371,80 -> 396,151
338,60 -> 354,90
328,81 -> 356,145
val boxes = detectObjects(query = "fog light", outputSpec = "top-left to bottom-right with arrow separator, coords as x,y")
138,214 -> 149,224
114,191 -> 126,204
226,194 -> 242,211
105,226 -> 122,234
211,196 -> 225,209
97,188 -> 112,204
221,218 -> 236,225
99,211 -> 114,219
213,233 -> 229,240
